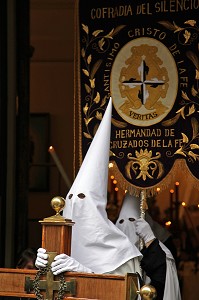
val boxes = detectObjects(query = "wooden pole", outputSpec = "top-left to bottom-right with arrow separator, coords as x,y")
139,190 -> 148,250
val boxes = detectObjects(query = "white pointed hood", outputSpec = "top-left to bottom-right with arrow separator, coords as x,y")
116,192 -> 174,259
116,193 -> 141,248
63,98 -> 141,273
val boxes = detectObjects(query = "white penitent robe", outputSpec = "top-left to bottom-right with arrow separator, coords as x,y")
164,258 -> 181,300
108,243 -> 181,300
160,243 -> 181,300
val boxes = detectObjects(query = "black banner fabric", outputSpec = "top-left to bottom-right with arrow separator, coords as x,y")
74,0 -> 199,194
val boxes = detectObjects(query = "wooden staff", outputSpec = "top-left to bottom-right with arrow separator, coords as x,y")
139,189 -> 148,250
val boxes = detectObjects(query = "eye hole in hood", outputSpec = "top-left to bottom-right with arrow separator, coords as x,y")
77,193 -> 86,199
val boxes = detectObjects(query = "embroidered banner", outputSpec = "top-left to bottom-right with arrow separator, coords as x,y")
74,0 -> 199,194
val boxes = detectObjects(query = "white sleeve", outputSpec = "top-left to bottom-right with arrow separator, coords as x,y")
104,257 -> 141,276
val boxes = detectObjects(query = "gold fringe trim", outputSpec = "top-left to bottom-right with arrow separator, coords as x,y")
109,159 -> 199,197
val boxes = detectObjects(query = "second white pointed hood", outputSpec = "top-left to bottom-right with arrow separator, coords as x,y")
63,98 -> 141,273
116,193 -> 141,248
116,192 -> 174,259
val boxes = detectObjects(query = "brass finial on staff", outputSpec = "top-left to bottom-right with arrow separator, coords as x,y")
41,196 -> 67,222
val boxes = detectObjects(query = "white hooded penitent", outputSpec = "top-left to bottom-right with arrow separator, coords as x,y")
116,192 -> 141,248
116,192 -> 181,300
116,192 -> 174,258
63,98 -> 141,274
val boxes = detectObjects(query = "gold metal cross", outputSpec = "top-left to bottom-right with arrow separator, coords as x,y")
25,252 -> 76,300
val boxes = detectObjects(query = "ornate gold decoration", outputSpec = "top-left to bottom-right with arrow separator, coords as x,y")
158,19 -> 199,46
160,20 -> 199,127
162,86 -> 199,127
110,159 -> 199,197
81,23 -> 127,140
125,149 -> 164,181
119,45 -> 169,113
174,117 -> 199,162
111,36 -> 178,127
